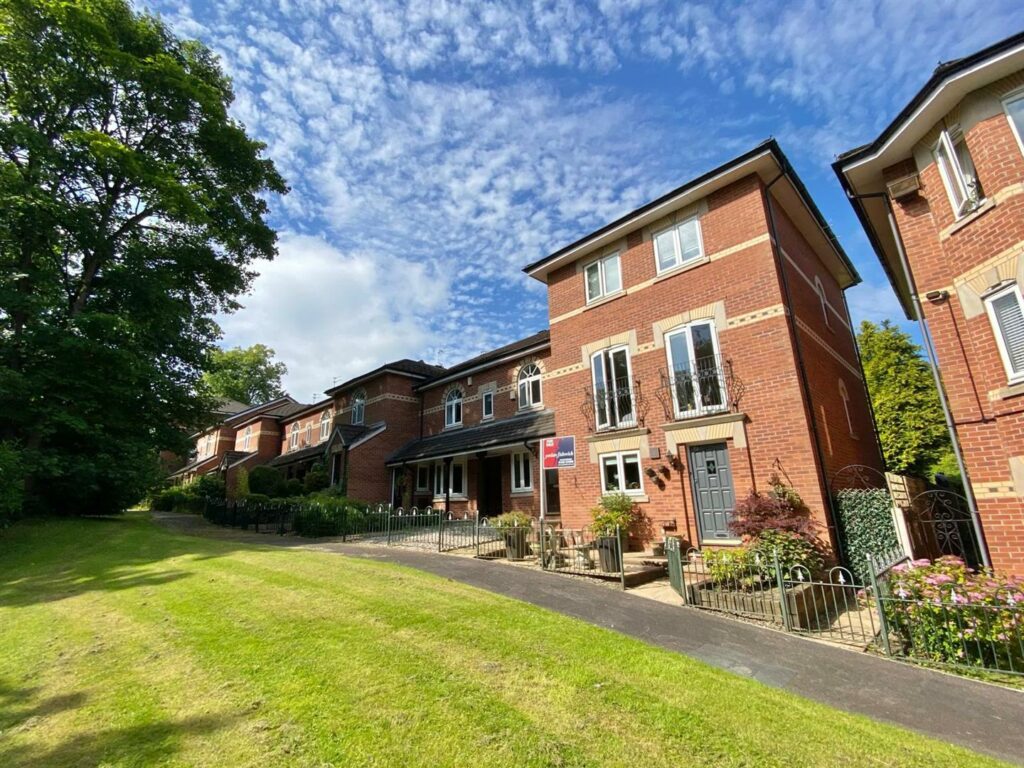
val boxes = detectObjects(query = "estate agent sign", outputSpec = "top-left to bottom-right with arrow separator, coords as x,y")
542,436 -> 576,469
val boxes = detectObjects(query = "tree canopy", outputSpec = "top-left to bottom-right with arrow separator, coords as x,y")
0,0 -> 286,517
202,344 -> 287,406
857,320 -> 955,479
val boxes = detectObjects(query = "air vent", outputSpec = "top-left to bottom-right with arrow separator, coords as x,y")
886,173 -> 920,200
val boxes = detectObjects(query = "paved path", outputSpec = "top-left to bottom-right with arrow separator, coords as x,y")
157,512 -> 1024,764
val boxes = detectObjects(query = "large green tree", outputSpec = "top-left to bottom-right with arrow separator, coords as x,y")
0,0 -> 286,516
857,320 -> 955,478
202,344 -> 287,406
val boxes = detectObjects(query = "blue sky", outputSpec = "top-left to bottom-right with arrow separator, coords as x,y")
145,0 -> 1023,402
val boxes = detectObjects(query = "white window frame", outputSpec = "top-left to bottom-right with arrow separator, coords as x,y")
350,389 -> 365,425
591,345 -> 635,430
1003,89 -> 1024,157
289,423 -> 299,451
838,379 -> 856,437
444,388 -> 463,428
652,215 -> 704,274
415,465 -> 430,492
305,422 -> 312,445
583,251 -> 622,304
600,451 -> 644,496
432,459 -> 467,498
984,283 -> 1024,384
933,126 -> 983,218
242,426 -> 252,451
511,450 -> 533,493
664,319 -> 727,419
320,411 -> 331,440
481,390 -> 494,421
517,363 -> 542,410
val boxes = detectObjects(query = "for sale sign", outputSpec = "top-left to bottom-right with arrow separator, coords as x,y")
542,436 -> 576,469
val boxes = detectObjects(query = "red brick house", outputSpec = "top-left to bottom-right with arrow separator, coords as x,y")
524,139 -> 882,552
386,332 -> 555,517
835,32 -> 1024,575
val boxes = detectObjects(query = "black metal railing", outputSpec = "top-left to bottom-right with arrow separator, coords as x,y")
655,355 -> 741,421
582,378 -> 648,432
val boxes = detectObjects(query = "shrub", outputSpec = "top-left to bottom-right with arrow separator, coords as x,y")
234,467 -> 250,498
491,510 -> 533,529
590,492 -> 635,536
191,473 -> 225,500
729,478 -> 815,540
151,486 -> 190,511
702,547 -> 756,587
885,557 -> 1024,671
283,478 -> 304,497
0,442 -> 24,528
249,466 -> 285,497
833,487 -> 899,582
303,463 -> 330,494
750,529 -> 823,577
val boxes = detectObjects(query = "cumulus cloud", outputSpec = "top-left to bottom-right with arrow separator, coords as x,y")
141,0 -> 1021,396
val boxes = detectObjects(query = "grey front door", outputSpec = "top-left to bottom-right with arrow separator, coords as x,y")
688,442 -> 735,540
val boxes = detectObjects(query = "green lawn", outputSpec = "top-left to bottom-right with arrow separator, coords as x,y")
0,514 -> 1007,767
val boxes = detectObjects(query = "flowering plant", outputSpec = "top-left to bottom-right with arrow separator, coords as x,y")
885,556 -> 1024,670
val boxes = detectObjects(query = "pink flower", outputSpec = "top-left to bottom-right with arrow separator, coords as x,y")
925,574 -> 954,585
912,558 -> 931,567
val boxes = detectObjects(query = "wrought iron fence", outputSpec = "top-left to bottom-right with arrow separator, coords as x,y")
666,538 -> 1024,677
580,378 -> 649,432
654,356 -> 740,421
539,525 -> 626,586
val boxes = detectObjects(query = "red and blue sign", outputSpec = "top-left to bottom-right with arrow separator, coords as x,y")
542,436 -> 576,469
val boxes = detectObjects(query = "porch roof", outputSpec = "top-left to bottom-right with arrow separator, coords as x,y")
266,424 -> 372,468
386,410 -> 555,465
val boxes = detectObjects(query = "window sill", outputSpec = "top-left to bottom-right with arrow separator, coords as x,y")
443,424 -> 463,431
433,495 -> 468,502
653,256 -> 709,283
510,490 -> 534,497
991,379 -> 1024,401
942,198 -> 995,239
517,404 -> 545,413
700,538 -> 742,547
583,290 -> 626,312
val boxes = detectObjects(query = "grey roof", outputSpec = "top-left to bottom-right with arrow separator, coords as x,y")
387,410 -> 555,465
214,398 -> 252,416
169,453 -> 220,477
418,331 -> 550,391
265,424 -> 372,467
325,359 -> 446,396
267,444 -> 325,467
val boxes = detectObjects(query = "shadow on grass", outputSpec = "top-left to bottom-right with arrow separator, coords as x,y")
0,513 -> 273,609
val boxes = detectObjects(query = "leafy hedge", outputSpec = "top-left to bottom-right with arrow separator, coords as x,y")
0,442 -> 25,529
833,488 -> 899,582
199,494 -> 375,538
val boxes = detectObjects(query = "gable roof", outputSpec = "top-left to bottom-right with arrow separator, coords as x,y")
324,359 -> 446,396
833,31 -> 1024,319
523,139 -> 858,289
417,331 -> 550,391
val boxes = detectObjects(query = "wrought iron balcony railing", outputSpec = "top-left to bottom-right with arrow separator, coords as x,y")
655,355 -> 743,421
581,377 -> 648,433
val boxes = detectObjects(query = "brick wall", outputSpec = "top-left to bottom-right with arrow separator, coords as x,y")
884,81 -> 1024,575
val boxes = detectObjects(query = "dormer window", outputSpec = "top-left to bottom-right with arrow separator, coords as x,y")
933,126 -> 983,217
445,388 -> 463,428
320,410 -> 331,440
653,215 -> 703,274
584,252 -> 622,303
289,423 -> 299,451
351,389 -> 365,425
517,363 -> 542,409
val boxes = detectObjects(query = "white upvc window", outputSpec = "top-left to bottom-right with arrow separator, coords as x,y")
584,251 -> 622,303
1004,91 -> 1024,156
445,388 -> 463,428
511,451 -> 533,493
838,379 -> 856,437
351,389 -> 365,425
664,320 -> 726,419
415,465 -> 430,492
517,363 -> 542,409
320,411 -> 331,440
653,215 -> 703,273
243,426 -> 252,451
481,390 -> 494,421
305,423 -> 312,445
600,451 -> 644,495
289,423 -> 299,450
933,126 -> 983,218
985,283 -> 1024,383
591,345 -> 634,430
433,460 -> 466,497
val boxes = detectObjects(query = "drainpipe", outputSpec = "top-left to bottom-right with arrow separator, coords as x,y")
761,172 -> 839,550
849,191 -> 991,570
